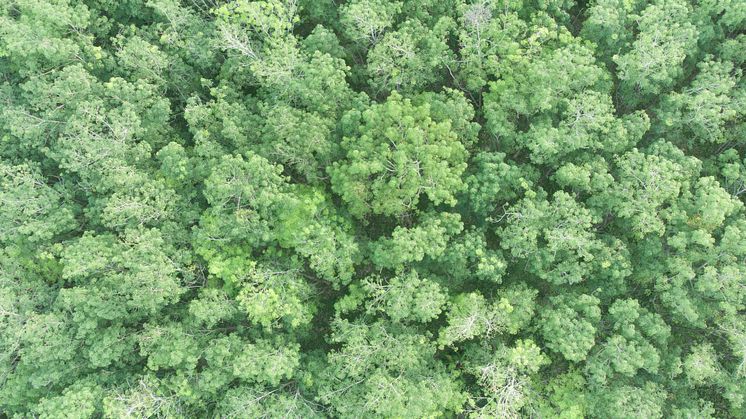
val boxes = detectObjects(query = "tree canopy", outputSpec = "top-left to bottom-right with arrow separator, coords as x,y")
1,0 -> 745,417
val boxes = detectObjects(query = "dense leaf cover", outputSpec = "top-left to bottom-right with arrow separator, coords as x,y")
1,0 -> 745,417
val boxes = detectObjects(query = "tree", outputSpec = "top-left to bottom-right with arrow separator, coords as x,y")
586,299 -> 671,385
339,0 -> 402,47
591,142 -> 701,239
0,0 -> 95,77
459,339 -> 549,417
194,153 -> 286,268
236,261 -> 318,330
455,1 -> 525,92
589,382 -> 668,419
317,320 -> 465,417
581,0 -> 646,64
360,270 -> 447,323
0,162 -> 77,245
540,294 -> 602,362
437,291 -> 515,347
465,151 -> 539,219
654,58 -> 744,147
613,0 -> 698,109
483,26 -> 612,152
366,18 -> 453,95
496,191 -> 607,285
369,211 -> 462,269
329,92 -> 468,218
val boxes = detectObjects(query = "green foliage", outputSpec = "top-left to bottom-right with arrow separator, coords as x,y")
319,320 -> 465,418
0,163 -> 77,244
366,18 -> 453,95
361,270 -> 447,323
370,211 -> 462,269
586,299 -> 671,385
655,58 -> 744,146
540,294 -> 602,362
590,382 -> 668,419
437,291 -> 515,347
497,191 -> 611,285
236,263 -> 317,329
613,0 -> 699,108
593,143 -> 701,238
339,0 -> 402,47
3,0 -> 746,417
330,92 -> 468,218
